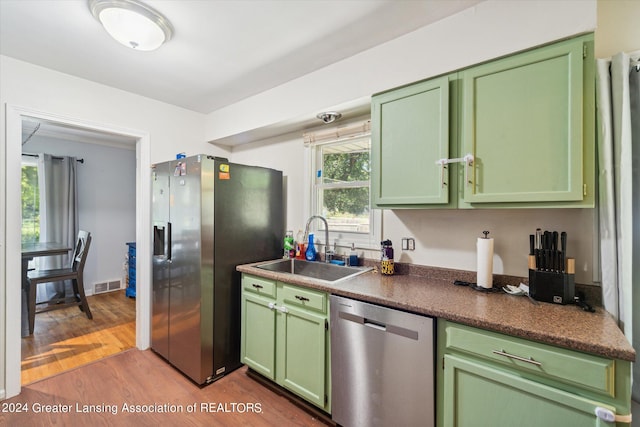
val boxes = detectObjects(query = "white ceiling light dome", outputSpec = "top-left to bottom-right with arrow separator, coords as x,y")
89,0 -> 173,51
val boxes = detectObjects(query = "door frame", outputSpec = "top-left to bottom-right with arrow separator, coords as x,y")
2,104 -> 152,398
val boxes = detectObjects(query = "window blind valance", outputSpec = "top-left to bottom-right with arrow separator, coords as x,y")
303,120 -> 370,147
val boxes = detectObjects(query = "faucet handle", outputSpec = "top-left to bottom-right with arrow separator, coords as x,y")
325,250 -> 334,263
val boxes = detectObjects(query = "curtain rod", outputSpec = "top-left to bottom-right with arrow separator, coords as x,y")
22,153 -> 85,163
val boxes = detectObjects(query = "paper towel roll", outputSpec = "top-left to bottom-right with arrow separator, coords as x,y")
477,237 -> 494,288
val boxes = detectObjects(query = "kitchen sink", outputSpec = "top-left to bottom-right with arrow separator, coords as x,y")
256,258 -> 372,283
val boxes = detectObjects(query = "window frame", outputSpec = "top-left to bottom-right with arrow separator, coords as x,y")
306,132 -> 381,252
21,156 -> 40,244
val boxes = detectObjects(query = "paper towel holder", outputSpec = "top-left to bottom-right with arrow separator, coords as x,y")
482,230 -> 490,239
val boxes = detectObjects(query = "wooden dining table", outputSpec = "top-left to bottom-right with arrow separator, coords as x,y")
21,242 -> 71,336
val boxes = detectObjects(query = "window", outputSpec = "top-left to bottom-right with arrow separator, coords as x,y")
21,159 -> 40,243
307,122 -> 381,250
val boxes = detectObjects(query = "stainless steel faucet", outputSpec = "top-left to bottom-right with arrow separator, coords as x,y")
304,215 -> 332,262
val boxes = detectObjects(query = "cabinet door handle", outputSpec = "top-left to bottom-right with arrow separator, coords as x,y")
492,349 -> 542,367
252,283 -> 263,289
295,295 -> 310,302
464,154 -> 474,187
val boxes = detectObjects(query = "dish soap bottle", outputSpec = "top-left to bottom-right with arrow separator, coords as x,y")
283,230 -> 294,258
305,233 -> 317,261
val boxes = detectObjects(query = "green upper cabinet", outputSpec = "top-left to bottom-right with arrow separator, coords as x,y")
371,33 -> 595,209
460,34 -> 593,206
371,75 -> 453,207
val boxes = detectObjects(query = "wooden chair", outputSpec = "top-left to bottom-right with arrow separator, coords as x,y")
26,230 -> 93,334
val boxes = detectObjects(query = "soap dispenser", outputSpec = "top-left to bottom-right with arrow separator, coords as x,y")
349,243 -> 358,266
305,233 -> 317,261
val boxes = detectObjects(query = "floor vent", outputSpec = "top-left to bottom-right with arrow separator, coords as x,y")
94,280 -> 123,295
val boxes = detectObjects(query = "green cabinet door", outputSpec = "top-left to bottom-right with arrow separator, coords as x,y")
241,292 -> 276,380
276,304 -> 327,408
460,36 -> 590,204
372,75 -> 452,207
442,354 -> 616,427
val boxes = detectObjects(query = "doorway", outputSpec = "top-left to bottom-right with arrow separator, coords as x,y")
3,105 -> 152,398
20,118 -> 137,384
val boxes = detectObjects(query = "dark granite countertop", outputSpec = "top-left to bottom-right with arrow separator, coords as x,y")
237,260 -> 636,362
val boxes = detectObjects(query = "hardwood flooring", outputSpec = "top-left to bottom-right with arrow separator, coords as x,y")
21,290 -> 136,385
3,349 -> 328,426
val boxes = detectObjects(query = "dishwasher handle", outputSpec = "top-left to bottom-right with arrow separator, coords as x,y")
364,318 -> 386,331
338,311 -> 418,340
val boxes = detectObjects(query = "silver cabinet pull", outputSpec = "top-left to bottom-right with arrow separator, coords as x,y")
492,349 -> 542,367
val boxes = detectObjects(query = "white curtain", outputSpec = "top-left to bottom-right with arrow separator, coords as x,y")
37,153 -> 79,301
596,52 -> 640,402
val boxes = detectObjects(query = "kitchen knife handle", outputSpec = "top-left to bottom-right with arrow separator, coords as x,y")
529,235 -> 535,255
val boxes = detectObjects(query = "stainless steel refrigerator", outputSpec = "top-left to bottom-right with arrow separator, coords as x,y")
151,155 -> 283,384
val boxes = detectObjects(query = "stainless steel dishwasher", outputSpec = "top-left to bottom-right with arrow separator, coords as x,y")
330,294 -> 434,427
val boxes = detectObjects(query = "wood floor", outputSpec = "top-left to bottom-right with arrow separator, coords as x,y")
4,349 -> 328,426
13,289 -> 329,425
21,289 -> 136,384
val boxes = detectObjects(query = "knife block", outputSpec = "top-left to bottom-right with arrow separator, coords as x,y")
528,256 -> 575,304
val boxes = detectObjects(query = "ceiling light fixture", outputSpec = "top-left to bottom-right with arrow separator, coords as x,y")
317,111 -> 342,124
89,0 -> 173,51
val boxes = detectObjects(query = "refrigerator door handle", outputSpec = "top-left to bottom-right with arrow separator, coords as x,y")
167,222 -> 172,261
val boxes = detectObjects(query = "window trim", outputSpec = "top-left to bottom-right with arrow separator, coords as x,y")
305,131 -> 381,252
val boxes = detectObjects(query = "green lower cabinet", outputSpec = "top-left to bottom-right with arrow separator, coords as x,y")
241,292 -> 276,380
240,274 -> 331,413
276,304 -> 327,408
437,320 -> 632,427
442,354 -> 616,427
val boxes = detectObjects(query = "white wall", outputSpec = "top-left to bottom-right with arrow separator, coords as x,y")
0,56 -> 224,163
0,55 -> 225,399
595,0 -> 640,57
22,136 -> 137,294
205,0 -> 597,143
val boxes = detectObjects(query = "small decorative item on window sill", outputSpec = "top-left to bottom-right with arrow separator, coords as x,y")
380,239 -> 394,275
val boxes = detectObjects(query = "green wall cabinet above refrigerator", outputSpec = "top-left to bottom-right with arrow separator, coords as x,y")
240,274 -> 331,413
371,33 -> 595,209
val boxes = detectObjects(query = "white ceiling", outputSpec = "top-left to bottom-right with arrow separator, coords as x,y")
2,0 -> 481,142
